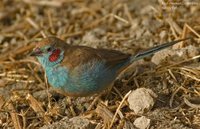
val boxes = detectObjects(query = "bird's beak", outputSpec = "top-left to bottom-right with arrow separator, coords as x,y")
30,48 -> 42,56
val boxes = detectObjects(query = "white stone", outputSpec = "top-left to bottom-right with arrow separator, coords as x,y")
127,88 -> 157,114
134,116 -> 151,129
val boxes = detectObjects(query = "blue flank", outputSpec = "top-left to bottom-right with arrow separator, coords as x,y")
66,60 -> 117,94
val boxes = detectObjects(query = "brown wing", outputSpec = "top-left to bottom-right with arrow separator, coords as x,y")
61,45 -> 130,70
95,48 -> 131,67
61,46 -> 100,70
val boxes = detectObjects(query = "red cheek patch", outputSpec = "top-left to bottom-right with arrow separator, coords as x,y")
49,49 -> 61,62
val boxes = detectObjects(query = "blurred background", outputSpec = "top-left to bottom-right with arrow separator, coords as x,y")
0,0 -> 200,128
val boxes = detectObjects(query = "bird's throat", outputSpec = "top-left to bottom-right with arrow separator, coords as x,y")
45,66 -> 69,89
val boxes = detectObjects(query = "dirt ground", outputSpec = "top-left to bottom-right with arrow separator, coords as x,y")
0,0 -> 200,129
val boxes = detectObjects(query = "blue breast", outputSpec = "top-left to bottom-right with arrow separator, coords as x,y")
45,66 -> 69,88
45,60 -> 119,96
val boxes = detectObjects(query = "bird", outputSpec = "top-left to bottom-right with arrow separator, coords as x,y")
30,37 -> 190,97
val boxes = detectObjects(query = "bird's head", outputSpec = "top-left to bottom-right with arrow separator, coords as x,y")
30,37 -> 65,68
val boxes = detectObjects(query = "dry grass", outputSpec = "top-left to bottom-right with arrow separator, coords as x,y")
0,0 -> 200,128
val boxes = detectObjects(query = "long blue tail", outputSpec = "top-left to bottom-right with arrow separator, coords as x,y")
129,38 -> 191,63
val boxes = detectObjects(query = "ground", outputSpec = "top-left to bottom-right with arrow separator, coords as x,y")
0,0 -> 200,129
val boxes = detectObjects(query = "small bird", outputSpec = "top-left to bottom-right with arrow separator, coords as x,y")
31,37 -> 190,97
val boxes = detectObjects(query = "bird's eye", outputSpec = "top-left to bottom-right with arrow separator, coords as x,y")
47,47 -> 52,52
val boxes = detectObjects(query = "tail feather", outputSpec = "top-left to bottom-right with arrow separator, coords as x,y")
129,38 -> 191,62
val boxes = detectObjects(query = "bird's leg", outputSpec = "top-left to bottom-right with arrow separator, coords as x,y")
87,83 -> 114,111
65,97 -> 76,117
48,87 -> 77,116
87,93 -> 102,111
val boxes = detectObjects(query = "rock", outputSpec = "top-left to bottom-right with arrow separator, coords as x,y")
40,116 -> 96,129
69,117 -> 96,129
151,49 -> 175,65
151,45 -> 200,65
134,116 -> 150,129
127,88 -> 157,114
